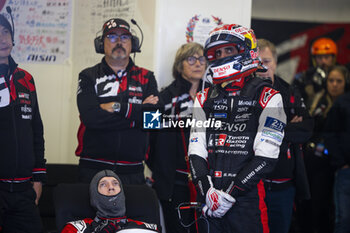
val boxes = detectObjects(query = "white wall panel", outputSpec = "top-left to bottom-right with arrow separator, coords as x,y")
154,0 -> 252,89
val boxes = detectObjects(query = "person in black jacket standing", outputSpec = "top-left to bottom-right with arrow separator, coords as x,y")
0,14 -> 46,232
148,42 -> 207,233
256,39 -> 313,233
305,65 -> 349,233
76,18 -> 160,185
324,90 -> 350,233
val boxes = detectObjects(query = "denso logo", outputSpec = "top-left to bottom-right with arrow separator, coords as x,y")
219,122 -> 247,132
213,65 -> 231,74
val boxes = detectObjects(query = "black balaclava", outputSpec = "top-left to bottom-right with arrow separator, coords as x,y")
90,170 -> 126,218
0,14 -> 13,42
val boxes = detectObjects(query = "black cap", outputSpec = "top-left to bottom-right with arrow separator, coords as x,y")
0,14 -> 13,40
102,18 -> 131,37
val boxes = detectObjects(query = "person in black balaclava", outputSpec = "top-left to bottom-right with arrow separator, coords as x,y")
90,169 -> 126,219
62,170 -> 160,233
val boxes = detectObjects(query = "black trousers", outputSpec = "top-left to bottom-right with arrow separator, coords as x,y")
300,152 -> 334,233
160,184 -> 196,233
0,188 -> 43,233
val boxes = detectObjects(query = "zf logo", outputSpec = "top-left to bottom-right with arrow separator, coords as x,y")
143,110 -> 162,129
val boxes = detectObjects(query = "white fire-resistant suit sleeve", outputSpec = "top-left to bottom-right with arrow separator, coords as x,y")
227,92 -> 287,198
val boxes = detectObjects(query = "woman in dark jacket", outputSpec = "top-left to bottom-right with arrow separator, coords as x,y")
148,42 -> 207,233
304,65 -> 349,233
324,90 -> 350,233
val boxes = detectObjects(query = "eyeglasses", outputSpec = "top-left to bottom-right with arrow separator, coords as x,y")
186,56 -> 206,65
106,34 -> 132,43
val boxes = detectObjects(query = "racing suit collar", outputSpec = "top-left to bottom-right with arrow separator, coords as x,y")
216,78 -> 245,96
8,56 -> 18,75
94,216 -> 127,223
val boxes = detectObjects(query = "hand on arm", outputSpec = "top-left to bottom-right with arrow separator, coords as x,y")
78,73 -> 132,129
100,102 -> 115,113
99,93 -> 159,113
99,94 -> 159,117
290,115 -> 303,123
143,95 -> 159,105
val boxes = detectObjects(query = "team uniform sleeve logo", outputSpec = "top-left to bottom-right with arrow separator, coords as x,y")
197,88 -> 209,107
259,87 -> 278,108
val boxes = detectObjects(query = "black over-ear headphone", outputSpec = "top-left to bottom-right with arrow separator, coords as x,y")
0,6 -> 15,46
94,19 -> 143,54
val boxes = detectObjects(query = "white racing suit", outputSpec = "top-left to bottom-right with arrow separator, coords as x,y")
188,77 -> 286,233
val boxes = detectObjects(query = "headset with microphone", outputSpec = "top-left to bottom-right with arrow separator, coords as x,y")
5,6 -> 15,46
94,18 -> 143,54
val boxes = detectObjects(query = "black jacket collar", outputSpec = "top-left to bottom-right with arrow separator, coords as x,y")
101,57 -> 135,75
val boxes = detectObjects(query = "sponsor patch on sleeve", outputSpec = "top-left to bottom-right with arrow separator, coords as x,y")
264,116 -> 285,132
262,129 -> 283,142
